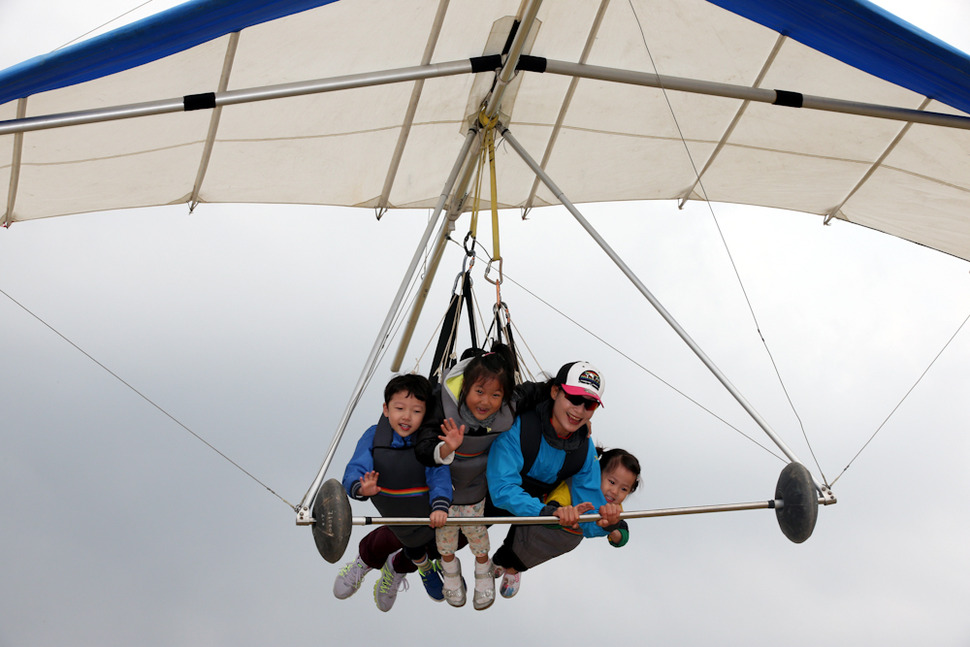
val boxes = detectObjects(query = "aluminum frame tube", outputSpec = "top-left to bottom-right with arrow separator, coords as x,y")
296,128 -> 479,525
353,499 -> 797,528
541,58 -> 970,131
0,59 -> 475,136
499,125 -> 833,500
389,228 -> 452,372
483,0 -> 542,119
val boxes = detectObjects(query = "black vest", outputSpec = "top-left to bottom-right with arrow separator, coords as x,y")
371,417 -> 435,546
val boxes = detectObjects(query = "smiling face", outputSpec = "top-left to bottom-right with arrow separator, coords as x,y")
382,390 -> 426,437
549,385 -> 597,437
463,376 -> 505,422
601,464 -> 637,505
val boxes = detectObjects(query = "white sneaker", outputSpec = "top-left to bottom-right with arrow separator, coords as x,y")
441,556 -> 466,608
374,555 -> 409,612
473,559 -> 496,610
333,555 -> 372,599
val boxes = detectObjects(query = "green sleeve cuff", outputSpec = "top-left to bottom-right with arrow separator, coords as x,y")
609,527 -> 629,547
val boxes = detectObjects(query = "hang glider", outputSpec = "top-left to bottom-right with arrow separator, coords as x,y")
2,0 -> 969,258
3,0 -> 970,551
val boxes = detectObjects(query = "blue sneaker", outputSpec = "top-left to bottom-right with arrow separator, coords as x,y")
418,559 -> 445,602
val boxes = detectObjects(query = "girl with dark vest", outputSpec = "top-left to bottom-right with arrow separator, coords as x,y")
414,343 -> 517,610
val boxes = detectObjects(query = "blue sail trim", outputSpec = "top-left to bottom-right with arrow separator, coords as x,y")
708,0 -> 970,114
0,0 -> 338,106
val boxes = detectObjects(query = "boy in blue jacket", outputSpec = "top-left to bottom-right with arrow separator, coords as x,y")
335,374 -> 451,612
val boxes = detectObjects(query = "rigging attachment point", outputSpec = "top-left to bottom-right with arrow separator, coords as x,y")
310,479 -> 353,563
774,462 -> 819,543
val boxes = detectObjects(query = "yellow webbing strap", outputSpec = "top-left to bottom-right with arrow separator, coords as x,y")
485,122 -> 501,264
476,109 -> 503,298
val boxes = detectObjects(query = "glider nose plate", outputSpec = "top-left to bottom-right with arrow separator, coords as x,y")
311,478 -> 353,563
775,462 -> 819,543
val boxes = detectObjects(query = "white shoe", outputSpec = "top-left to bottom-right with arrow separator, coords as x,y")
441,557 -> 467,608
333,555 -> 372,599
473,559 -> 496,610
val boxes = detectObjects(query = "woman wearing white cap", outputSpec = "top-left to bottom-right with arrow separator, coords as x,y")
486,361 -> 623,598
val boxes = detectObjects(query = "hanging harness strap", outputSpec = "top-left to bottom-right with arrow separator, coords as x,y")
517,409 -> 590,499
501,305 -> 521,381
463,275 -> 479,354
485,300 -> 520,379
428,266 -> 478,385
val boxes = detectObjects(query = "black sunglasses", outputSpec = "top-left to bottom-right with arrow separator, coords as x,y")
562,391 -> 600,411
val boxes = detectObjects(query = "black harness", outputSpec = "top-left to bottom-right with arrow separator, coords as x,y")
516,408 -> 589,499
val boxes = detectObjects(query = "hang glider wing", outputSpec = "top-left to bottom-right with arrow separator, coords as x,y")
2,0 -> 969,259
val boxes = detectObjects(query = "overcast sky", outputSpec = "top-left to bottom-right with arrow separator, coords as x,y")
1,1 -> 969,646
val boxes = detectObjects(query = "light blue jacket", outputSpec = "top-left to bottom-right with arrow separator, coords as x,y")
486,410 -> 607,536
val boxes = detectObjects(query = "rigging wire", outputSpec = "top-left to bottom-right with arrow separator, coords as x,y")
626,1 -> 824,479
56,1 -> 155,50
452,237 -> 787,462
830,307 -> 970,486
0,285 -> 297,510
0,210 -> 435,513
508,315 -> 544,383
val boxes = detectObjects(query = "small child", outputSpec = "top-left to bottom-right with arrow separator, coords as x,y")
334,374 -> 451,612
492,447 -> 640,598
414,344 -> 517,611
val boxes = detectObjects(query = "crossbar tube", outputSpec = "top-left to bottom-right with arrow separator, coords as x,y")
540,58 -> 970,130
0,59 -> 475,136
6,56 -> 968,137
349,499 -> 800,528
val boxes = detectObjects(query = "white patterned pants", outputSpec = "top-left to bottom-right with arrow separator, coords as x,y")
436,498 -> 490,557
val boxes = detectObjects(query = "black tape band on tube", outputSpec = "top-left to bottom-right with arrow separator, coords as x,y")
470,55 -> 503,73
773,90 -> 804,108
517,55 -> 546,73
184,92 -> 217,111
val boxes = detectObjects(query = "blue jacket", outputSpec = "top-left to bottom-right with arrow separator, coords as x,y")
487,412 -> 607,535
342,419 -> 452,513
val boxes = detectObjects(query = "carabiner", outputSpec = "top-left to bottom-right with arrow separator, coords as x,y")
484,256 -> 503,286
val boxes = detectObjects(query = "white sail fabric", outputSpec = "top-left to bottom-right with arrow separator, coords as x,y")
2,0 -> 969,259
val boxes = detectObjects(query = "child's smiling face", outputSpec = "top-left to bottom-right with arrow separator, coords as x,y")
601,464 -> 637,505
382,390 -> 426,437
464,376 -> 505,422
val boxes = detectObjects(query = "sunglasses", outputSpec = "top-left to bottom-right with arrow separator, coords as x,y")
562,391 -> 600,411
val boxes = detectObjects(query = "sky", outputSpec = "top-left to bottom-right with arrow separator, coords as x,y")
1,1 -> 969,646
